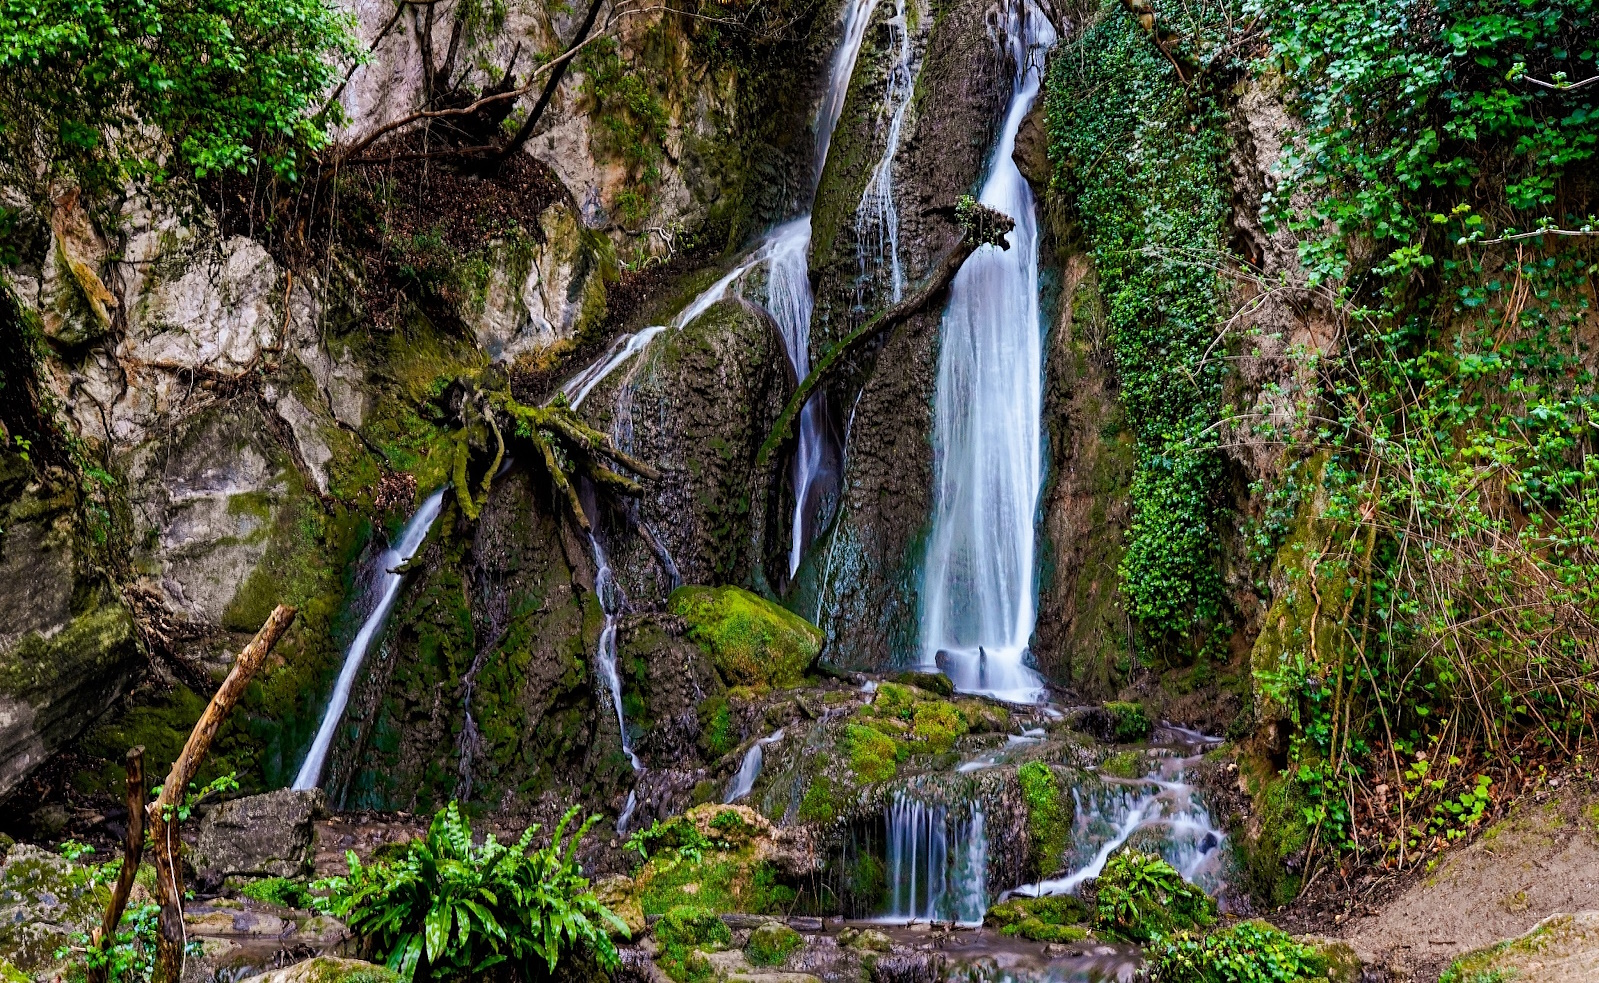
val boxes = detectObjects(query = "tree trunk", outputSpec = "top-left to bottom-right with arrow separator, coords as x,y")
87,747 -> 145,983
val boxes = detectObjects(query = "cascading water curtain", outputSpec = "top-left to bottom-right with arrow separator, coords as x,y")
882,793 -> 988,925
918,0 -> 1056,703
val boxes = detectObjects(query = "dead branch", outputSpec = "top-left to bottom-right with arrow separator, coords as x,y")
147,605 -> 297,983
757,201 -> 1014,465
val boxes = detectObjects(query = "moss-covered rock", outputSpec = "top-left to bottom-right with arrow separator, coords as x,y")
633,805 -> 813,915
985,895 -> 1091,943
745,922 -> 803,966
593,874 -> 647,939
236,956 -> 399,983
0,473 -> 141,798
670,586 -> 822,688
0,844 -> 106,974
1017,761 -> 1072,878
1091,849 -> 1216,944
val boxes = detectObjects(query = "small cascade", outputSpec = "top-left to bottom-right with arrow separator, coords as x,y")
294,487 -> 447,790
724,728 -> 787,803
919,1 -> 1055,704
563,327 -> 667,410
588,532 -> 642,775
881,794 -> 988,926
853,0 -> 916,302
1012,746 -> 1228,899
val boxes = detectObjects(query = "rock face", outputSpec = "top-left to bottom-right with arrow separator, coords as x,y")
0,844 -> 104,974
194,788 -> 327,880
0,462 -> 139,798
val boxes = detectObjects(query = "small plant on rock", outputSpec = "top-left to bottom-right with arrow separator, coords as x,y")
1092,849 -> 1215,943
654,905 -> 731,983
315,802 -> 625,982
745,921 -> 802,966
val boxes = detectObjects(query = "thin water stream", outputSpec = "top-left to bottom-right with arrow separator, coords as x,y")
294,487 -> 448,790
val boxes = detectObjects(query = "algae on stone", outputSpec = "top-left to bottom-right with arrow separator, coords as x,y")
670,586 -> 822,687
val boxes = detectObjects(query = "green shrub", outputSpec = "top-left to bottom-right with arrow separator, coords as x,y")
1106,701 -> 1151,743
1146,920 -> 1326,983
1017,761 -> 1071,876
1093,850 -> 1215,943
240,876 -> 312,909
745,922 -> 802,966
314,802 -> 625,982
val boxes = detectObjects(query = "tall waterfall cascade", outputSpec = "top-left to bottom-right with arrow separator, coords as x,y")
880,793 -> 989,925
294,487 -> 448,791
919,2 -> 1055,703
853,0 -> 916,303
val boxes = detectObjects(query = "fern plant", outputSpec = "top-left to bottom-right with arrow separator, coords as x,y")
1093,849 -> 1216,943
315,802 -> 627,982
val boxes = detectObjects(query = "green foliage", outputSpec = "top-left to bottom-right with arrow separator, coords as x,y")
154,772 -> 239,822
1093,850 -> 1216,943
654,905 -> 730,983
744,922 -> 802,966
1045,1 -> 1232,640
55,901 -> 162,983
1105,701 -> 1152,743
631,808 -> 797,915
669,586 -> 823,688
697,696 -> 738,758
1254,0 -> 1598,285
1146,920 -> 1327,983
240,876 -> 312,909
0,0 -> 361,187
313,802 -> 625,983
1017,761 -> 1071,876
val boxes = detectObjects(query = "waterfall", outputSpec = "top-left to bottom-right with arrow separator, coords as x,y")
724,727 -> 787,803
919,2 -> 1055,704
588,532 -> 643,772
1012,750 -> 1228,898
853,0 -> 915,303
880,794 -> 988,925
293,487 -> 447,790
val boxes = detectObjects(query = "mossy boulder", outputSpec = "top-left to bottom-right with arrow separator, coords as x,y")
745,921 -> 803,966
593,875 -> 646,939
633,805 -> 813,915
985,895 -> 1091,943
670,586 -> 822,687
1017,761 -> 1073,878
1090,849 -> 1216,944
235,957 -> 399,983
0,844 -> 107,974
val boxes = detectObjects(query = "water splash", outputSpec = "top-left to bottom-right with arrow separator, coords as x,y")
724,728 -> 787,803
1011,749 -> 1228,898
920,2 -> 1055,704
294,487 -> 447,790
879,794 -> 989,926
853,0 -> 916,302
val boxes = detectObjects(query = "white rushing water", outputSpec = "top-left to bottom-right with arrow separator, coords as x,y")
853,0 -> 915,302
555,0 -> 892,578
724,727 -> 787,803
919,2 -> 1055,704
588,533 -> 643,773
879,794 -> 989,925
1011,748 -> 1228,899
294,487 -> 448,790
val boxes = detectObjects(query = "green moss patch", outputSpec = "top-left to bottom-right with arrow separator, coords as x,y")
669,586 -> 822,687
844,724 -> 899,783
1104,701 -> 1151,742
1092,849 -> 1215,944
985,894 -> 1091,943
744,922 -> 802,966
1018,761 -> 1072,877
633,806 -> 799,915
